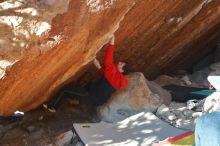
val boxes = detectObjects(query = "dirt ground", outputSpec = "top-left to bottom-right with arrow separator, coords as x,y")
0,101 -> 99,146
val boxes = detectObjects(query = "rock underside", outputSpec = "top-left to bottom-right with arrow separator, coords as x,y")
0,0 -> 220,116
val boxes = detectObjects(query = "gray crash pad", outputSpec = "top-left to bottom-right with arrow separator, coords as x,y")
72,112 -> 185,146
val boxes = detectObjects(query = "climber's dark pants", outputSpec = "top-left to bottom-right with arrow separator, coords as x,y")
49,86 -> 98,109
49,76 -> 115,109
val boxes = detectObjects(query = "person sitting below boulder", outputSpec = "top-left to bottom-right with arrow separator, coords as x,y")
195,76 -> 220,146
163,85 -> 215,103
43,35 -> 129,112
195,112 -> 220,146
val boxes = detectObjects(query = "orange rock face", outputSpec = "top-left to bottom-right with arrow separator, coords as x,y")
76,0 -> 220,83
116,0 -> 220,77
0,0 -> 220,116
0,0 -> 134,116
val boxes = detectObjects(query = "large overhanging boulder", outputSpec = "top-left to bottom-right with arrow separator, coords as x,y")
76,0 -> 220,84
1,0 -> 220,116
0,0 -> 135,116
116,0 -> 220,77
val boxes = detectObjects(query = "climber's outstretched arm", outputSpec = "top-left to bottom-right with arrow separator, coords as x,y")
104,36 -> 115,66
93,58 -> 102,70
93,58 -> 104,75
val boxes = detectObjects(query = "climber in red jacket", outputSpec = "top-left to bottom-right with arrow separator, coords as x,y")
43,35 -> 129,112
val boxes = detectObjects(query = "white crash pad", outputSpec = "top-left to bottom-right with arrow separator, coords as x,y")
207,76 -> 220,90
73,112 -> 185,146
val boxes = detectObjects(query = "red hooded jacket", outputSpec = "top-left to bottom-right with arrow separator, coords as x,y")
99,44 -> 128,89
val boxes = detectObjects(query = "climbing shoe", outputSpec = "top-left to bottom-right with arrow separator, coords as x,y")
43,104 -> 56,113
